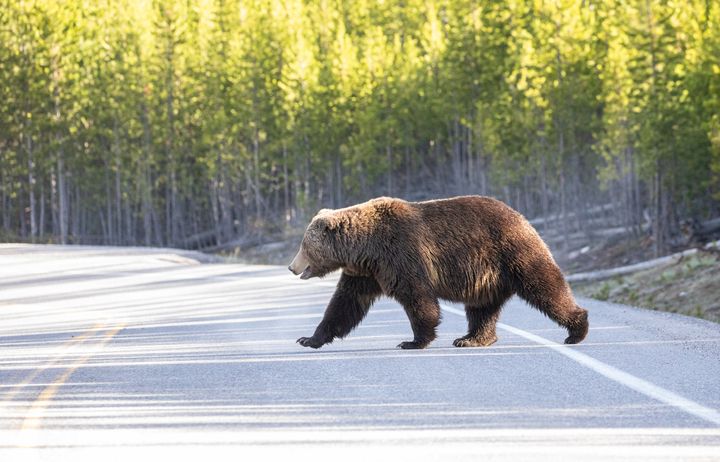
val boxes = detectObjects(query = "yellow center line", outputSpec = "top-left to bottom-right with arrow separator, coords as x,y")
20,324 -> 126,433
1,324 -> 105,403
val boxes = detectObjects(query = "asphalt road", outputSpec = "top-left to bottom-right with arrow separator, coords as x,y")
0,244 -> 719,461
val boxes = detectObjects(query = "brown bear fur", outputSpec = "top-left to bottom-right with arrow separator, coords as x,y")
288,196 -> 589,349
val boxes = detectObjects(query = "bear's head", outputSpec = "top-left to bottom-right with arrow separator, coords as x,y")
289,199 -> 397,279
289,204 -> 379,279
288,209 -> 346,279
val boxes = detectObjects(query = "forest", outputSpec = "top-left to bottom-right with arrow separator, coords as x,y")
1,0 -> 719,256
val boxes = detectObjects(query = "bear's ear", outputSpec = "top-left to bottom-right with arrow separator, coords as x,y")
315,214 -> 341,234
317,208 -> 334,216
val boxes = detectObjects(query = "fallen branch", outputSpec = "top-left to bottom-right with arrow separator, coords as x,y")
566,240 -> 720,283
529,203 -> 616,227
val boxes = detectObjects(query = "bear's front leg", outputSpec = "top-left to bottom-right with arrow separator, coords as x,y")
297,273 -> 382,349
395,291 -> 441,349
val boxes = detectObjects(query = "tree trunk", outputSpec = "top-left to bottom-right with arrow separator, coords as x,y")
114,132 -> 123,245
467,119 -> 474,190
26,129 -> 37,242
326,163 -> 334,208
559,159 -> 568,251
219,165 -> 233,242
209,179 -> 220,243
140,90 -> 157,246
653,160 -> 664,257
125,194 -> 133,245
19,186 -> 26,238
151,186 -> 163,246
104,159 -> 113,244
628,145 -> 641,235
293,146 -> 304,221
57,154 -> 68,244
540,152 -> 549,234
72,184 -> 81,240
99,209 -> 108,243
158,9 -> 180,246
50,170 -> 58,236
231,164 -> 245,236
1,156 -> 8,233
253,127 -> 262,221
386,144 -> 393,196
283,143 -> 290,223
336,153 -> 343,206
450,118 -> 463,194
141,164 -> 154,246
404,145 -> 411,197
244,156 -> 258,226
39,180 -> 45,239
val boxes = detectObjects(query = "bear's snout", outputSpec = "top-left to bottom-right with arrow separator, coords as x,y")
289,250 -> 314,279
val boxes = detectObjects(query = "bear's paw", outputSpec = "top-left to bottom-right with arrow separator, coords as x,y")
397,341 -> 427,350
452,335 -> 498,347
297,336 -> 326,348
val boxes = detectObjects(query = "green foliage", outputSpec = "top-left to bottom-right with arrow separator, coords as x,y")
0,0 -> 718,246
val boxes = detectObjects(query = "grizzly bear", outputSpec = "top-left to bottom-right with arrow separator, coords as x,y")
288,196 -> 588,349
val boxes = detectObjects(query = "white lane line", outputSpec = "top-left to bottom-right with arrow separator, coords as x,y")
441,304 -> 720,426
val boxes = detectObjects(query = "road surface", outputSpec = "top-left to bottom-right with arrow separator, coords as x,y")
0,244 -> 719,461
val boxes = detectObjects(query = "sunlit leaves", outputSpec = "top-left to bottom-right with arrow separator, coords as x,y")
0,0 -> 717,244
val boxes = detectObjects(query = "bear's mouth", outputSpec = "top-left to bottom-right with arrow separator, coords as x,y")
289,250 -> 316,279
299,266 -> 314,279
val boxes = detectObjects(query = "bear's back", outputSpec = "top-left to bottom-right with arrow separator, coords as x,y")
413,195 -> 530,246
406,195 -> 552,303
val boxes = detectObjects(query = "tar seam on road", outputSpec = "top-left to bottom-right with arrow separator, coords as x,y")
19,324 -> 126,433
441,303 -> 720,426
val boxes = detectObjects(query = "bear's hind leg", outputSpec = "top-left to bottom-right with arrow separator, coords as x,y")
532,290 -> 588,344
515,267 -> 589,344
453,291 -> 511,347
453,308 -> 499,347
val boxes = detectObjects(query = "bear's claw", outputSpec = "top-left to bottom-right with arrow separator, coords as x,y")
564,334 -> 584,344
397,341 -> 425,350
297,336 -> 324,348
452,335 -> 497,347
